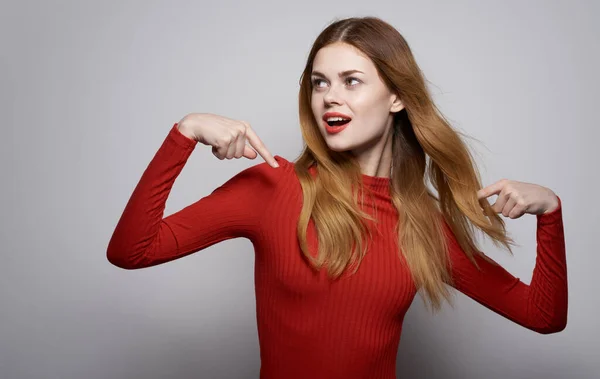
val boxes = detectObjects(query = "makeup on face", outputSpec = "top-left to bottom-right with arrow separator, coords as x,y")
310,42 -> 399,156
323,111 -> 352,134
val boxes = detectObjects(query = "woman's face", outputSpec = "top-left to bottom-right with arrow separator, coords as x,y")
310,42 -> 404,154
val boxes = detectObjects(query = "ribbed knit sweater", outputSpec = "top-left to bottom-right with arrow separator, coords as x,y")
107,123 -> 568,379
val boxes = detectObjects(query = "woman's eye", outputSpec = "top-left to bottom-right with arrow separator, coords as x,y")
346,77 -> 360,86
312,79 -> 325,88
311,77 -> 360,88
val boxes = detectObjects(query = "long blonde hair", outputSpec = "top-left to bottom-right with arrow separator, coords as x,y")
294,16 -> 515,311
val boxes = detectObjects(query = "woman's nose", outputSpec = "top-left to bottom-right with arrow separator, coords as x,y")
323,84 -> 343,105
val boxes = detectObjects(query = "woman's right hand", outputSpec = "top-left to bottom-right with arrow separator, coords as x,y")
177,113 -> 279,168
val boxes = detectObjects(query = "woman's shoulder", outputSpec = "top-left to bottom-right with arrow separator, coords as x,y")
246,154 -> 295,175
274,155 -> 295,171
224,154 -> 298,191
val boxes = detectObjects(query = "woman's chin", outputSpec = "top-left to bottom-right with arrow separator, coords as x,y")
325,141 -> 354,153
319,130 -> 357,152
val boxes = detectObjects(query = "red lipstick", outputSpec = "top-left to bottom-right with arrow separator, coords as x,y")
322,112 -> 352,134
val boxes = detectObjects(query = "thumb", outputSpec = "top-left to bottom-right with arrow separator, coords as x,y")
243,145 -> 258,159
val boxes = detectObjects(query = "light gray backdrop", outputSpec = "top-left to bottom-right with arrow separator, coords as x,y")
1,0 -> 598,378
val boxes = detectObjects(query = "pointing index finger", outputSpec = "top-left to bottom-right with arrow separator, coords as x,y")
477,180 -> 504,200
244,126 -> 278,168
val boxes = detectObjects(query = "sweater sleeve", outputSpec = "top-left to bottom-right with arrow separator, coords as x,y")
445,196 -> 567,334
106,123 -> 284,270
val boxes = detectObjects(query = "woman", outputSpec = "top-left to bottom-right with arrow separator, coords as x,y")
107,16 -> 567,379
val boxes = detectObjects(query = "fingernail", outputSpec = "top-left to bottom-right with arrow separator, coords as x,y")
274,161 -> 279,168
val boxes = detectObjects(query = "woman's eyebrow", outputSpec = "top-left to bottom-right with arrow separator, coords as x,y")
311,69 -> 364,78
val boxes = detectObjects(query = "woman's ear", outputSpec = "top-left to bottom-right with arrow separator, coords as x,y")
390,95 -> 404,113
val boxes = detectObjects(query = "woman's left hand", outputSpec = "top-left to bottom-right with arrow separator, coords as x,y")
477,179 -> 559,219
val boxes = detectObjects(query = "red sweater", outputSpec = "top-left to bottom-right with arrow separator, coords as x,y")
107,123 -> 568,379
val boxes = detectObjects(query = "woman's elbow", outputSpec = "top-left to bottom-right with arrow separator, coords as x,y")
533,317 -> 567,334
106,249 -> 140,270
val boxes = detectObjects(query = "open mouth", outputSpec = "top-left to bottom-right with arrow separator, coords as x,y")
324,118 -> 351,134
322,113 -> 352,133
326,119 -> 351,127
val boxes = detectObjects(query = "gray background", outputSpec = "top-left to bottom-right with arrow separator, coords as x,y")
1,0 -> 598,378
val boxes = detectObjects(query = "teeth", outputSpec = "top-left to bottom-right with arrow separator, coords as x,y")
326,117 -> 349,121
